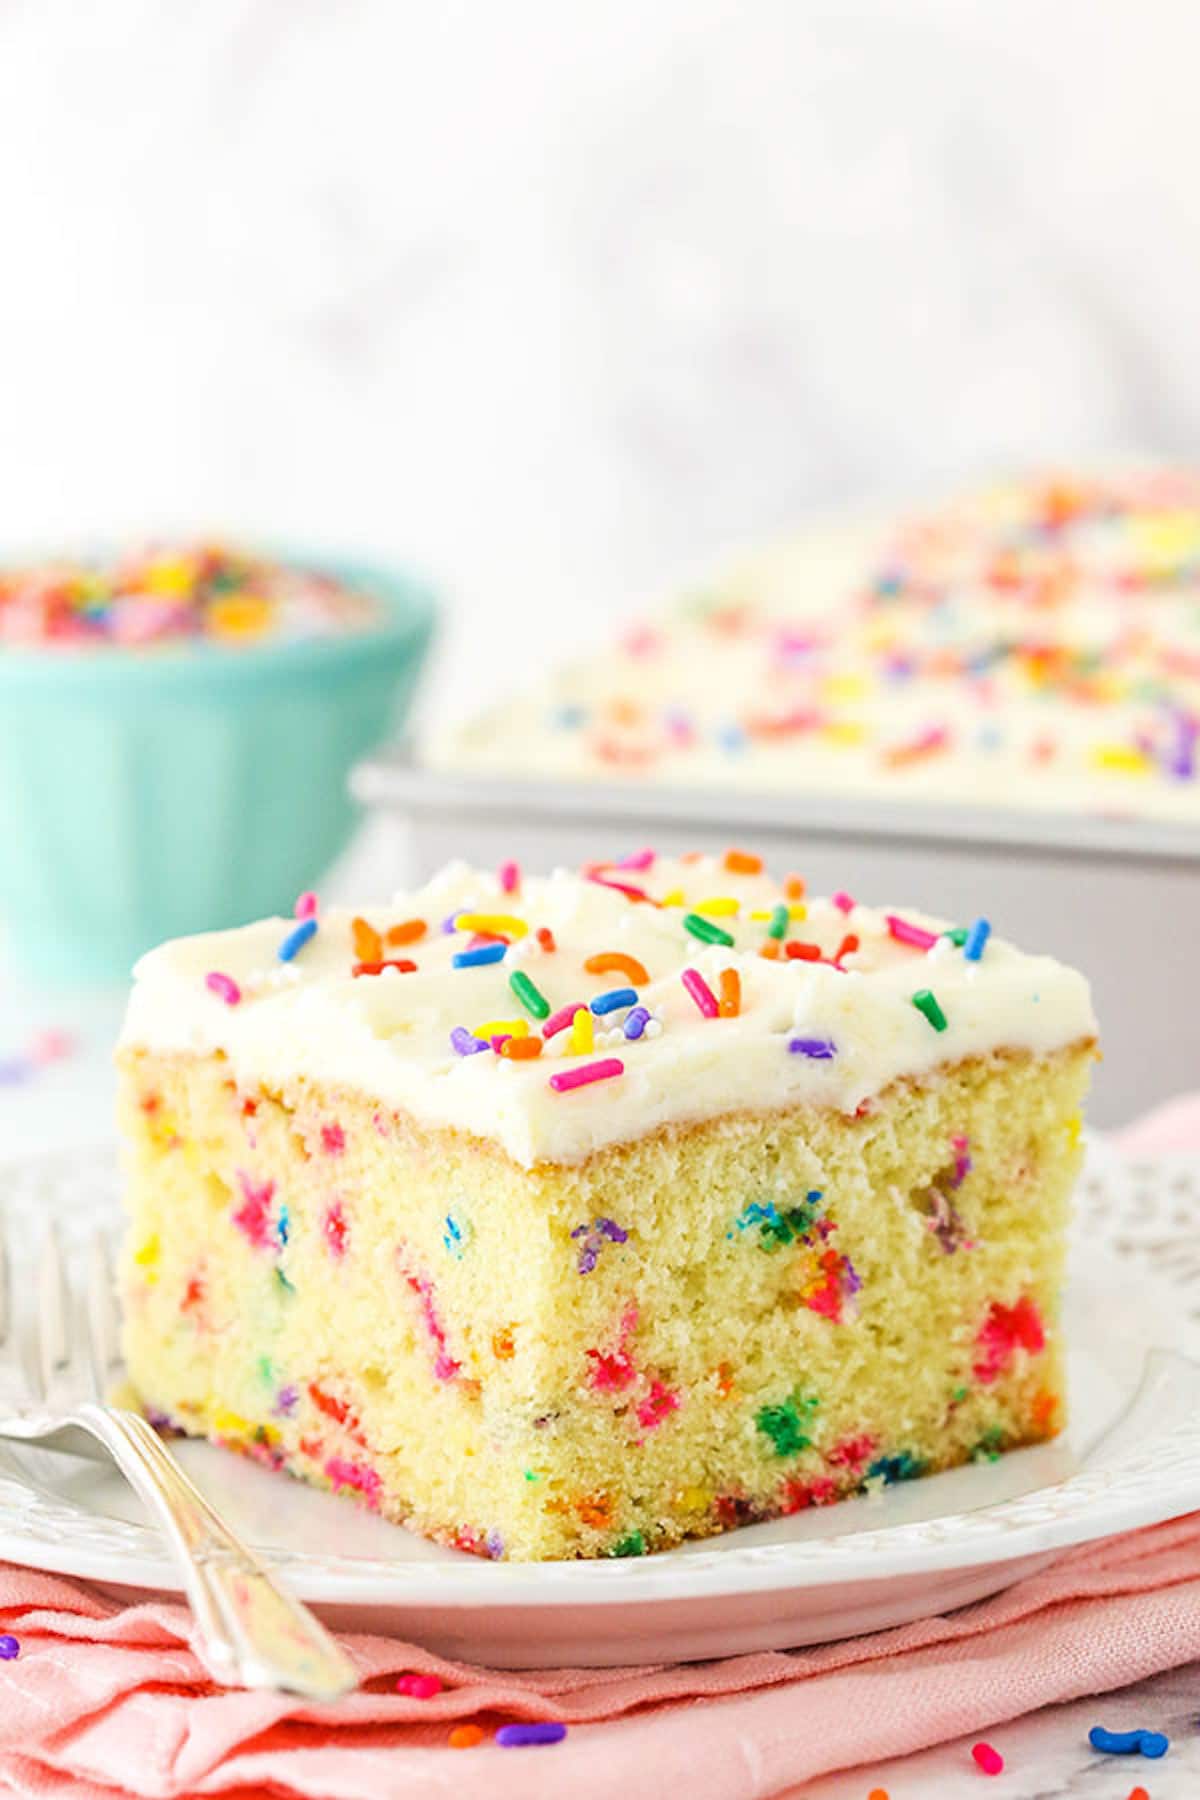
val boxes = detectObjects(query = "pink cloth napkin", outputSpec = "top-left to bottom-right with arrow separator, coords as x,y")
1,1095 -> 1196,1800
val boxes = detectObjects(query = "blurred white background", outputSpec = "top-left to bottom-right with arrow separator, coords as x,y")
2,0 -> 1198,723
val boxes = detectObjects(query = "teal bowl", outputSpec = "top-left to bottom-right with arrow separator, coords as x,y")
0,552 -> 437,983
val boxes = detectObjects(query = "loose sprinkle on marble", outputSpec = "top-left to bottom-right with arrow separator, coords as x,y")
912,988 -> 948,1031
449,1724 -> 485,1749
971,1741 -> 1004,1775
395,1672 -> 442,1698
0,1635 -> 19,1660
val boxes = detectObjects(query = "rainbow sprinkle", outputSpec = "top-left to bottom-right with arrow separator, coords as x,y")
550,1057 -> 624,1094
911,989 -> 948,1031
681,967 -> 719,1018
590,986 -> 638,1015
963,917 -> 992,962
683,912 -> 735,948
277,918 -> 317,963
508,969 -> 550,1019
788,1037 -> 837,1058
205,971 -> 241,1006
453,943 -> 506,969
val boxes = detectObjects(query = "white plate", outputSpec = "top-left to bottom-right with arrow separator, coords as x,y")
2,1140 -> 1199,1668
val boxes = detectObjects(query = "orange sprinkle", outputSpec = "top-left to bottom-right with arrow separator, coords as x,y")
1127,1786 -> 1149,1800
714,1361 -> 735,1397
680,850 -> 705,863
758,940 -> 781,960
386,918 -> 426,946
449,1723 -> 485,1749
575,1492 -> 615,1529
718,968 -> 741,1017
353,959 -> 418,977
783,874 -> 806,900
723,848 -> 763,875
584,951 -> 650,984
352,916 -> 382,963
501,1036 -> 543,1060
785,941 -> 822,961
492,1325 -> 516,1360
867,1790 -> 890,1800
536,926 -> 557,952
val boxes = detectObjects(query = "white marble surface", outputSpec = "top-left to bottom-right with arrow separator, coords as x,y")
809,1663 -> 1200,1796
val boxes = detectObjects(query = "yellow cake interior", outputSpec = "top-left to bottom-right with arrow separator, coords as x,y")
118,1038 -> 1092,1560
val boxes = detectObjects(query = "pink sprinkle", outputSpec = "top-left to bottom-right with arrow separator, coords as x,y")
681,967 -> 719,1018
205,971 -> 242,1007
635,1379 -> 680,1431
395,1673 -> 442,1698
586,871 -> 653,904
324,1456 -> 382,1510
543,1001 -> 585,1039
399,1254 -> 461,1381
294,891 -> 319,920
831,891 -> 855,914
320,1122 -> 345,1155
498,860 -> 520,894
617,848 -> 657,870
549,1058 -> 625,1093
971,1742 -> 1004,1775
886,913 -> 940,951
232,1173 -> 276,1250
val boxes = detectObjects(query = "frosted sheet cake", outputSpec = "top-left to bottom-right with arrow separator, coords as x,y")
432,467 -> 1200,821
117,851 -> 1096,1560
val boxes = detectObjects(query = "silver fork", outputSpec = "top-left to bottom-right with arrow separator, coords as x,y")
0,1218 -> 357,1699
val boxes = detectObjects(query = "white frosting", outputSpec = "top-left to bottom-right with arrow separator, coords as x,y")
120,855 -> 1095,1167
429,468 -> 1200,822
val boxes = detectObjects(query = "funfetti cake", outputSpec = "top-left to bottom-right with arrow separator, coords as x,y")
117,851 -> 1097,1561
432,466 -> 1200,821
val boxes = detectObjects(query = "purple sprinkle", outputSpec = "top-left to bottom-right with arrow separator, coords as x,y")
0,1635 -> 18,1661
570,1216 -> 628,1274
623,1005 -> 651,1040
496,1722 -> 567,1747
450,1025 -> 488,1056
272,1384 -> 299,1417
788,1037 -> 837,1059
0,1059 -> 30,1086
485,1529 -> 505,1559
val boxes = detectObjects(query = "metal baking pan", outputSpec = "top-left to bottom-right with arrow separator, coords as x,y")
352,745 -> 1200,1127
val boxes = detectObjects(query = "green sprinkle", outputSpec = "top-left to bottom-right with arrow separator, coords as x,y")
952,1385 -> 969,1404
610,1531 -> 646,1557
274,1266 -> 295,1294
970,1426 -> 1005,1464
911,988 -> 948,1032
523,1468 -> 542,1482
766,903 -> 790,940
508,968 -> 550,1020
256,1355 -> 277,1386
755,1392 -> 818,1458
942,926 -> 968,947
683,911 -> 735,948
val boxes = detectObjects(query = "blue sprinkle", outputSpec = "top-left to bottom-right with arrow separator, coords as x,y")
1139,1731 -> 1170,1759
1087,1725 -> 1153,1756
623,1005 -> 651,1040
443,1214 -> 467,1258
496,1721 -> 567,1747
450,1026 -> 488,1056
590,986 -> 638,1015
452,943 -> 506,968
276,1205 -> 290,1248
963,918 -> 992,962
788,1037 -> 837,1059
0,1634 -> 18,1660
277,917 -> 318,963
716,723 -> 747,754
552,704 -> 586,730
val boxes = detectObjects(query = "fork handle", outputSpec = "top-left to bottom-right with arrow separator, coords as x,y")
76,1403 -> 357,1698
